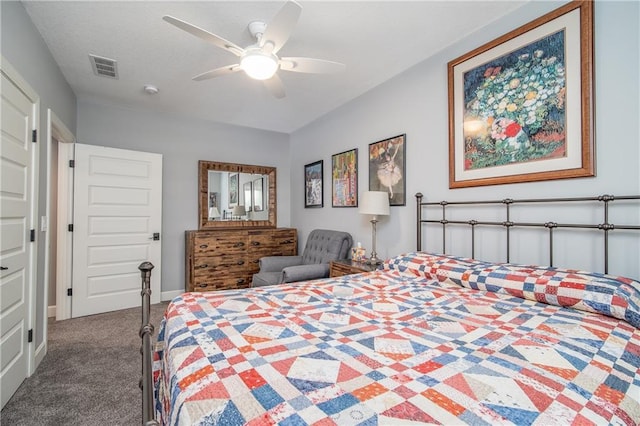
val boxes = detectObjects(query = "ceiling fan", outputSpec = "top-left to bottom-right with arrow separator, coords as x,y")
163,0 -> 345,98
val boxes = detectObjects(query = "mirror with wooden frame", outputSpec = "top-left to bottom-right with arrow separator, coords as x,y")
199,160 -> 276,229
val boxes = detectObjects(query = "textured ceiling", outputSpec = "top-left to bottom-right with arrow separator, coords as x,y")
23,1 -> 529,133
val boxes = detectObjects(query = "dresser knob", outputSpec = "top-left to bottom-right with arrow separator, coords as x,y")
234,242 -> 245,247
236,278 -> 245,284
251,241 -> 260,246
199,244 -> 208,249
251,259 -> 259,264
199,283 -> 207,288
237,260 -> 245,265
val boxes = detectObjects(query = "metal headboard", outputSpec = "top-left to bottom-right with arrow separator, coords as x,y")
416,193 -> 640,274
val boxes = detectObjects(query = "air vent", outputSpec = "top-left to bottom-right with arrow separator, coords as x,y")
89,54 -> 118,79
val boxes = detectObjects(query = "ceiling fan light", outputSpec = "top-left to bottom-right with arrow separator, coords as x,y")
241,50 -> 278,80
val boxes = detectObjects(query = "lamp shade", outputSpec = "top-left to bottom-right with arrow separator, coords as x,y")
232,205 -> 247,216
209,207 -> 220,219
359,191 -> 390,216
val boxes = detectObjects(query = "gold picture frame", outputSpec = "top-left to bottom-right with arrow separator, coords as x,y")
448,0 -> 594,188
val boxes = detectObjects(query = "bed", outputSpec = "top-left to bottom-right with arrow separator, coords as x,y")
140,193 -> 640,425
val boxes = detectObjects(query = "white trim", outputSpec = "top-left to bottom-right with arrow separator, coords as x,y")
47,305 -> 56,318
0,57 -> 38,100
56,142 -> 74,320
30,101 -> 40,375
161,290 -> 184,302
47,109 -> 75,324
1,56 -> 40,377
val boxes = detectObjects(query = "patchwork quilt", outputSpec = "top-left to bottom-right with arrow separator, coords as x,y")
154,253 -> 640,425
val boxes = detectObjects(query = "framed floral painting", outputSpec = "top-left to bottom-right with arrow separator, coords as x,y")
332,149 -> 358,207
304,160 -> 323,208
369,134 -> 406,206
448,1 -> 594,188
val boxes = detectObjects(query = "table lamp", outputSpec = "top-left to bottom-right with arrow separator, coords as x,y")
208,207 -> 220,220
232,205 -> 247,220
359,191 -> 390,264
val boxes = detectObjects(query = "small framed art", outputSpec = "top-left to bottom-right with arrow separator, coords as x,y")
369,134 -> 406,206
304,160 -> 323,208
332,149 -> 358,207
228,173 -> 238,206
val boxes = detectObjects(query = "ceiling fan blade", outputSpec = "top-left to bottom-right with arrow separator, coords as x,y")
261,1 -> 302,54
263,74 -> 286,99
192,64 -> 242,81
279,57 -> 346,74
163,16 -> 244,57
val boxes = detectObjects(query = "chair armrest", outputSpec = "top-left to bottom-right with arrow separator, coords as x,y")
282,263 -> 330,283
259,256 -> 303,272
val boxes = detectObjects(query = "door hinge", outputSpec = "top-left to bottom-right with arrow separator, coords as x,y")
69,159 -> 75,168
68,224 -> 74,232
30,229 -> 35,242
32,130 -> 37,143
28,329 -> 33,343
67,288 -> 73,296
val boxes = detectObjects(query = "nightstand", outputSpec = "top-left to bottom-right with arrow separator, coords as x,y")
329,259 -> 379,278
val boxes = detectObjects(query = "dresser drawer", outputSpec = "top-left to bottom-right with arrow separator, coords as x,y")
193,235 -> 247,255
191,275 -> 251,292
247,233 -> 273,250
271,230 -> 297,255
193,255 -> 248,277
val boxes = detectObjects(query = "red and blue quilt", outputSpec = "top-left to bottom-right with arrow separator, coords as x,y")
154,253 -> 640,425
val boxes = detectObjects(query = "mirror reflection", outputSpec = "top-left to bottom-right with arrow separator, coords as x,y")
198,160 -> 276,229
208,171 -> 269,221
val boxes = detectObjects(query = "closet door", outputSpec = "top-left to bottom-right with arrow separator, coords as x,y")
0,69 -> 37,409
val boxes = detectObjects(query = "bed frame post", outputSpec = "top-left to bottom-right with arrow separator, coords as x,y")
503,199 -> 513,263
416,193 -> 423,250
139,261 -> 159,426
440,201 -> 448,253
599,195 -> 615,274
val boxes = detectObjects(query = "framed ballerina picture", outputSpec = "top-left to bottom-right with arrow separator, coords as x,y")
369,134 -> 406,206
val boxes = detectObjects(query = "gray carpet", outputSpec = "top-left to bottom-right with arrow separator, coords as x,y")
1,302 -> 168,425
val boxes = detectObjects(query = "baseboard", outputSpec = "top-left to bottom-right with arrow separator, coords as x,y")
50,295 -> 177,316
161,290 -> 183,302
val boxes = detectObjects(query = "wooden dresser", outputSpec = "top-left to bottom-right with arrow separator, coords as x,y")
185,228 -> 297,292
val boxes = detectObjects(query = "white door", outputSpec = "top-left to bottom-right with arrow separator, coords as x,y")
0,72 -> 36,408
72,144 -> 162,318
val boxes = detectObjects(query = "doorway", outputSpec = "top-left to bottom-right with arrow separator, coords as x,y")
46,110 -> 75,322
52,143 -> 163,319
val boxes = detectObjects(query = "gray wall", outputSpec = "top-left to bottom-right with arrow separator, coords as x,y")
1,1 -> 77,342
3,0 -> 639,327
76,98 -> 291,296
290,1 -> 640,279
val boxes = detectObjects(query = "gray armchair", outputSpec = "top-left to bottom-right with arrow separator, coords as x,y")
252,229 -> 353,287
